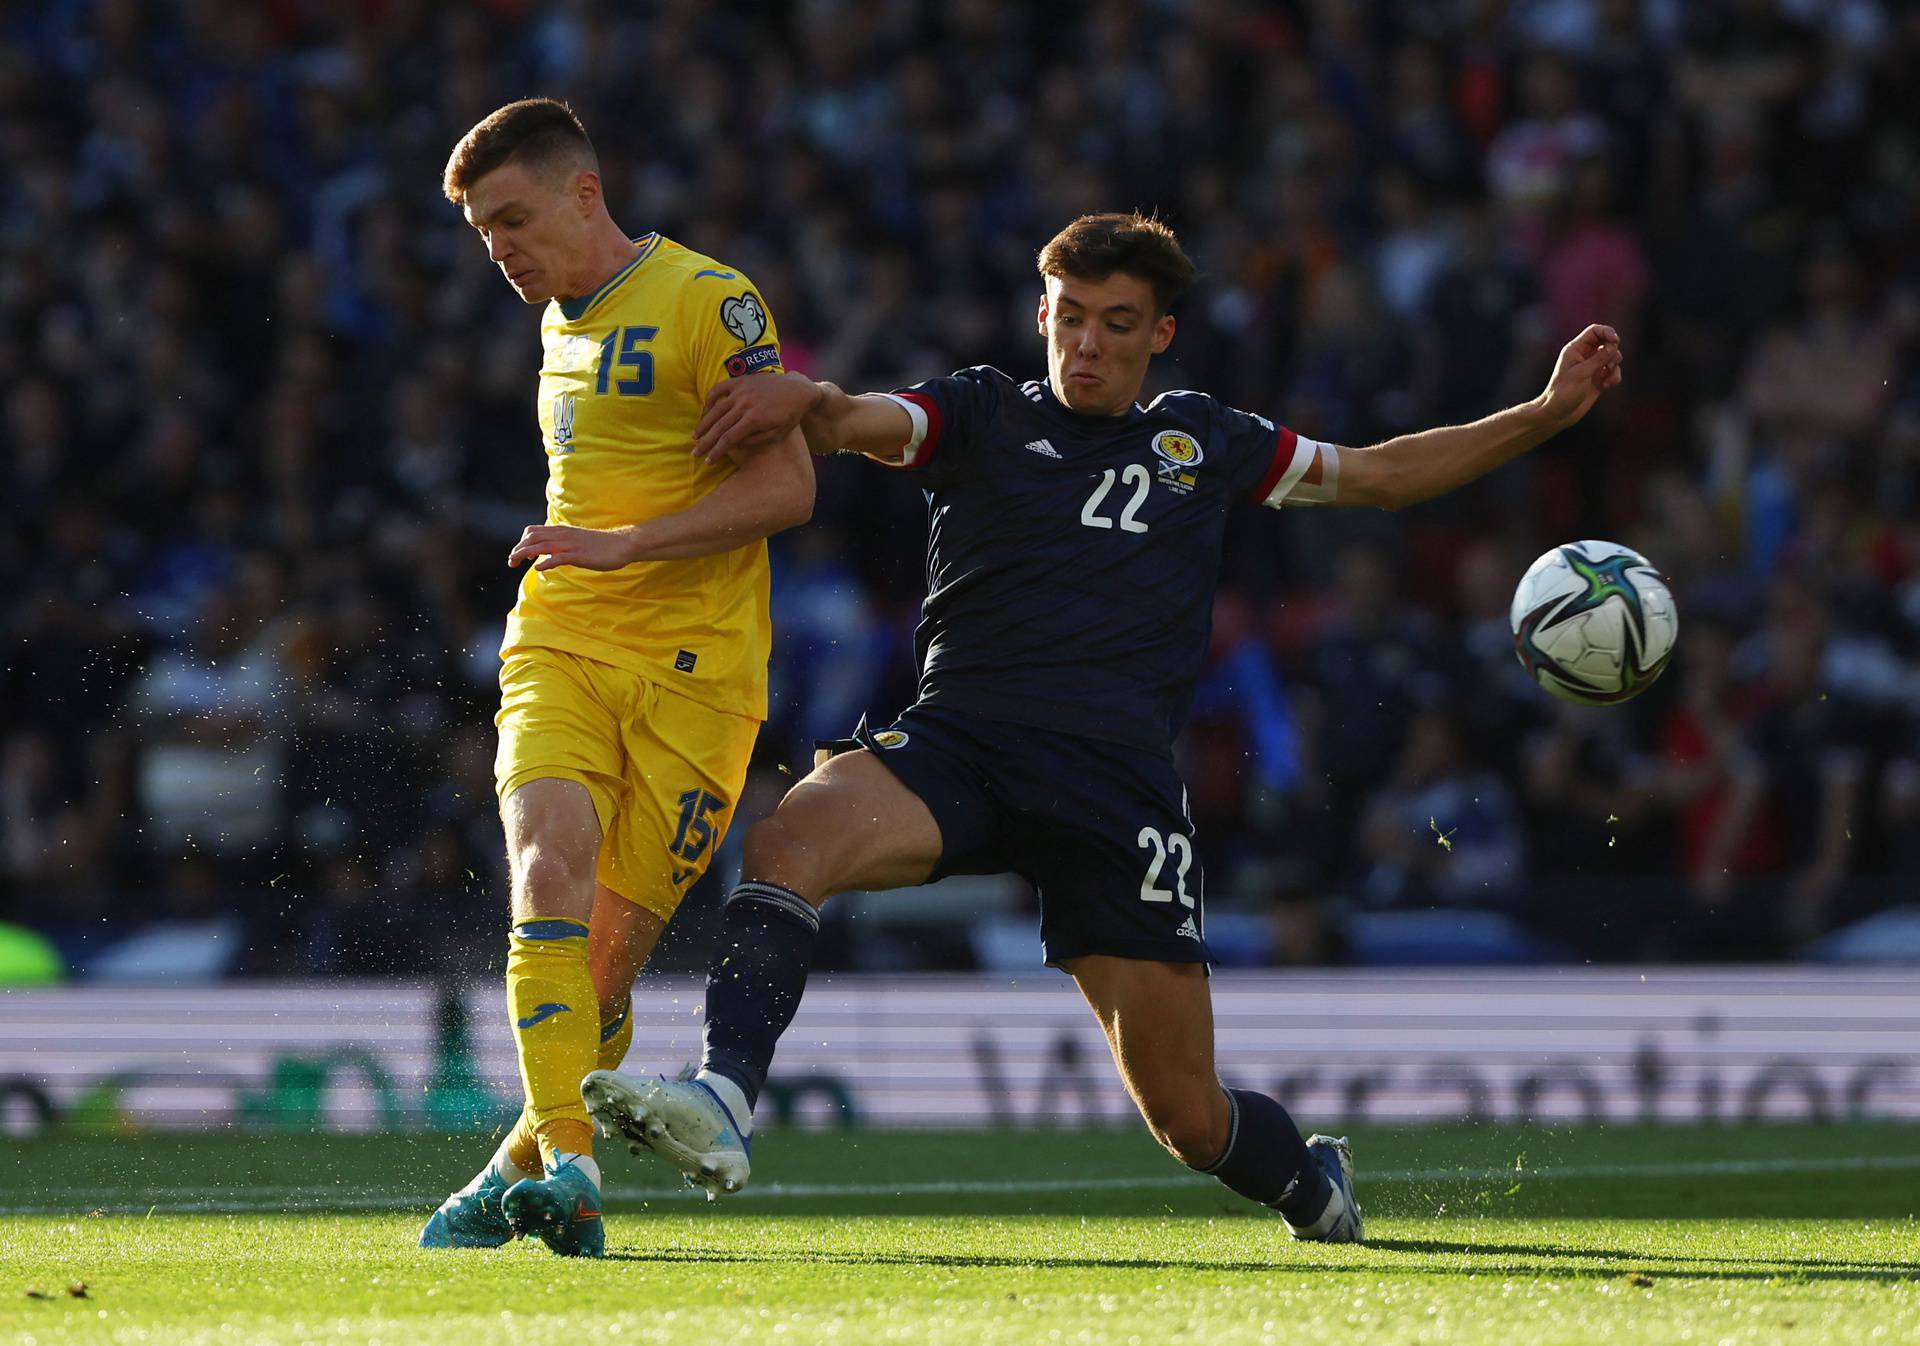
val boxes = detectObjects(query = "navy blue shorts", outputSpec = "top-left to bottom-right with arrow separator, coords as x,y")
848,703 -> 1209,967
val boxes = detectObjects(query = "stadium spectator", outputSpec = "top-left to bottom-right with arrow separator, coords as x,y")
1358,703 -> 1528,913
0,0 -> 1914,975
1298,541 -> 1446,868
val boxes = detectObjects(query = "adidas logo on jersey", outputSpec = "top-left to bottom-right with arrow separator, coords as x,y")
1024,438 -> 1061,458
1175,915 -> 1200,940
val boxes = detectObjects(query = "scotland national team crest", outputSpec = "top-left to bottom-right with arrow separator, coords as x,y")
870,729 -> 910,749
721,292 -> 768,346
1150,430 -> 1204,495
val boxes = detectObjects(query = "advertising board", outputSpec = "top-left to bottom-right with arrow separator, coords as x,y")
2,969 -> 1913,1133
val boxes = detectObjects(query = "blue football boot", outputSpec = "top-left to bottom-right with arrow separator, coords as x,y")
419,1167 -> 513,1249
501,1159 -> 605,1258
1286,1135 -> 1365,1244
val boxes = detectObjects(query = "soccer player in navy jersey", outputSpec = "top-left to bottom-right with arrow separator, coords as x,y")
582,213 -> 1623,1242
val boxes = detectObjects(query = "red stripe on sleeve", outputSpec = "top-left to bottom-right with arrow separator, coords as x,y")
1247,426 -> 1300,503
890,390 -> 943,470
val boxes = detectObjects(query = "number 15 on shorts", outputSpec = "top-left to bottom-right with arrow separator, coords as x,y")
1137,827 -> 1194,907
669,788 -> 726,886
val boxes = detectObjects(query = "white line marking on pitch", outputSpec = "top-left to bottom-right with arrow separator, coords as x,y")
6,1153 -> 1919,1216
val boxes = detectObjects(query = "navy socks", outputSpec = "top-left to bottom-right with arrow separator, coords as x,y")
699,881 -> 822,1110
1198,1087 -> 1333,1224
701,881 -> 1332,1228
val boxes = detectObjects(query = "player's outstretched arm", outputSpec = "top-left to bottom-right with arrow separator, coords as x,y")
1331,324 -> 1622,510
507,429 -> 814,571
694,372 -> 915,463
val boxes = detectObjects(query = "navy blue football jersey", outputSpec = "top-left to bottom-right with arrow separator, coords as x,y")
883,365 -> 1314,753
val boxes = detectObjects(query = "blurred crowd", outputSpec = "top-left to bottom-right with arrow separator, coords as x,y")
3,0 -> 1918,982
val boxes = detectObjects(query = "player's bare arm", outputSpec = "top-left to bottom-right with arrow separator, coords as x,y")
508,428 -> 814,571
1322,324 -> 1623,510
693,372 -> 915,463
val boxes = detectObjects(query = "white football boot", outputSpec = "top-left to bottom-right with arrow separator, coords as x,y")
582,1066 -> 752,1200
1285,1135 -> 1365,1243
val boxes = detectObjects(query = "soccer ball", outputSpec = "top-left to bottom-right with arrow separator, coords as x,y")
1510,540 -> 1678,704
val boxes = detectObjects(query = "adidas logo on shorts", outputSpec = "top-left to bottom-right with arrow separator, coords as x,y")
1024,438 -> 1061,458
1175,915 -> 1199,940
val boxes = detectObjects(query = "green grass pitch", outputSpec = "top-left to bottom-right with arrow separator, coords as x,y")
3,1123 -> 1916,1344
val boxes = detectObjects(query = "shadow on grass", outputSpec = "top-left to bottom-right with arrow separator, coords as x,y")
601,1241 -> 1919,1283
1365,1237 -> 1919,1281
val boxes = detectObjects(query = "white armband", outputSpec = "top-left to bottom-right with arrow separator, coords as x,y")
1262,436 -> 1339,507
874,392 -> 931,466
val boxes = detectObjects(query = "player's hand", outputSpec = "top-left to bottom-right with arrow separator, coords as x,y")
1537,324 -> 1623,428
507,524 -> 636,572
694,372 -> 820,463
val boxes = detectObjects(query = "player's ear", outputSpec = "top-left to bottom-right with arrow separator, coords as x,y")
572,167 -> 602,216
1035,293 -> 1050,337
1150,312 -> 1175,355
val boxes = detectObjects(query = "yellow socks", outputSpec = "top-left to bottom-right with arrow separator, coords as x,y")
505,918 -> 597,1165
505,999 -> 633,1178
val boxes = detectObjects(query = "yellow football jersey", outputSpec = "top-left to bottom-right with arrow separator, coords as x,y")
503,234 -> 786,720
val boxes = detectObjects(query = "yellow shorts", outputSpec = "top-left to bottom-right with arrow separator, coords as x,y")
493,647 -> 760,920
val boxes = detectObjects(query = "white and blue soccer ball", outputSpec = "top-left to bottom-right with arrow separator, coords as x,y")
1509,540 -> 1679,705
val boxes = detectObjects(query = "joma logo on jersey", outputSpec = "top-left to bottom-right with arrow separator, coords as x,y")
552,392 -> 577,451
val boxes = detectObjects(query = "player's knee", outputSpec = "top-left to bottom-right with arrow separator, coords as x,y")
511,841 -> 596,910
739,813 -> 829,903
1139,1088 -> 1227,1167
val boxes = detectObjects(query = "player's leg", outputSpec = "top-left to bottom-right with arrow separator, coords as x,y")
500,778 -> 605,1154
585,741 -> 952,1195
1065,953 -> 1361,1242
435,889 -> 645,1244
497,874 -> 667,1256
421,778 -> 609,1252
488,776 -> 615,1254
424,649 -> 627,1254
701,746 -> 945,1099
587,881 -> 648,1059
505,672 -> 766,1252
500,883 -> 661,1180
1023,734 -> 1362,1241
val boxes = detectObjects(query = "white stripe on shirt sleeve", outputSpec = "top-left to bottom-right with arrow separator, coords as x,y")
875,393 -> 930,466
1261,434 -> 1328,507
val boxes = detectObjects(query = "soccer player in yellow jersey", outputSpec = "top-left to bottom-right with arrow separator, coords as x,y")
418,99 -> 813,1258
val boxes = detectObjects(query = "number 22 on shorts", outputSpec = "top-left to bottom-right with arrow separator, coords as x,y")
1136,826 -> 1194,907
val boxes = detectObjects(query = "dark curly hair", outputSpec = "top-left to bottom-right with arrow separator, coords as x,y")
1037,212 -> 1198,314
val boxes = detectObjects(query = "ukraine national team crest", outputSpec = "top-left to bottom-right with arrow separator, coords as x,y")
870,729 -> 910,749
1150,430 -> 1203,494
551,392 -> 576,451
